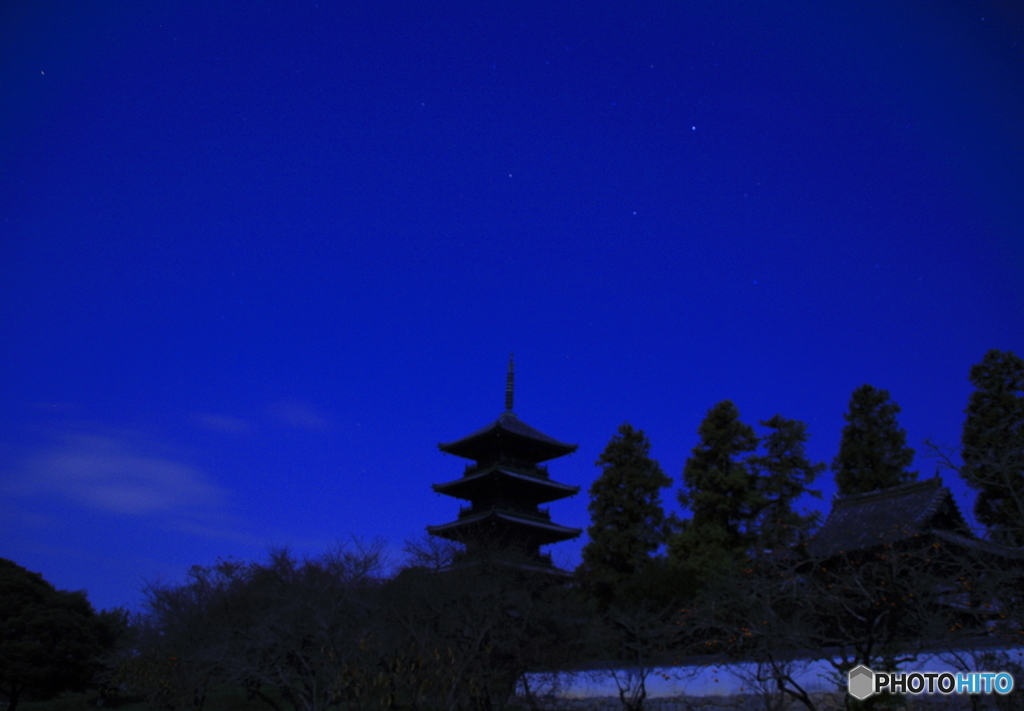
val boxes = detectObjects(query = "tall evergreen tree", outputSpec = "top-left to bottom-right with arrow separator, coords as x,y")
747,414 -> 824,552
961,349 -> 1024,546
580,423 -> 672,598
669,401 -> 760,581
833,385 -> 916,496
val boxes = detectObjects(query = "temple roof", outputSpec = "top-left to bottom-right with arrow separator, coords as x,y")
433,465 -> 580,503
444,557 -> 575,578
805,477 -> 970,559
427,508 -> 582,545
438,411 -> 578,463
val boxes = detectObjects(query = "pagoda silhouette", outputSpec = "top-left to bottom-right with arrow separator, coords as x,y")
428,355 -> 581,573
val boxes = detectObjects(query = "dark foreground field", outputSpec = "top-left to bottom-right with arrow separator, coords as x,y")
16,685 -> 262,711
16,687 -> 1008,711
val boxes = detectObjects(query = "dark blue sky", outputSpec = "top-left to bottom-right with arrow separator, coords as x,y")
2,0 -> 1022,613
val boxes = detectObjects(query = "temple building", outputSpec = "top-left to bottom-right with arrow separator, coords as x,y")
427,356 -> 581,573
805,477 -> 971,560
806,476 -> 1024,563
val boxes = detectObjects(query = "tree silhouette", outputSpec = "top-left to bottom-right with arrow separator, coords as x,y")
125,543 -> 385,711
961,349 -> 1024,546
833,384 -> 916,496
670,400 -> 760,585
680,532 -> 1007,711
748,414 -> 824,553
0,559 -> 110,711
383,554 -> 587,711
580,422 -> 672,603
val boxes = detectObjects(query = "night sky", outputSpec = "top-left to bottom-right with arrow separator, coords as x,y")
2,0 -> 1022,613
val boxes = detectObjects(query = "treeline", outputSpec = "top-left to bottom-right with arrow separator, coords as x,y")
573,349 -> 1024,711
581,349 -> 1024,599
2,542 -> 599,711
2,350 -> 1021,711
579,381 -> 913,604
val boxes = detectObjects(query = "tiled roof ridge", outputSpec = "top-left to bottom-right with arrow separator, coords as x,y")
832,476 -> 942,508
438,411 -> 578,453
931,529 -> 1024,558
917,478 -> 952,528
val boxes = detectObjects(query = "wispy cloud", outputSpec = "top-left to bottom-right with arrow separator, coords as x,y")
8,431 -> 226,517
193,412 -> 251,434
266,401 -> 333,432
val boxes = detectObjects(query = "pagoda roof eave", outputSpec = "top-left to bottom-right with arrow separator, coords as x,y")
441,557 -> 575,578
438,412 -> 577,463
427,509 -> 582,542
432,467 -> 579,501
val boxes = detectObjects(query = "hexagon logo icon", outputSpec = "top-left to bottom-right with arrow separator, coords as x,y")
849,665 -> 875,700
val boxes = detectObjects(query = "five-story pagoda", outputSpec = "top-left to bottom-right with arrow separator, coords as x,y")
428,356 -> 581,573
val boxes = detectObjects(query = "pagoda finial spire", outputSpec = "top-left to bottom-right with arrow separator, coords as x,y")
505,353 -> 515,412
